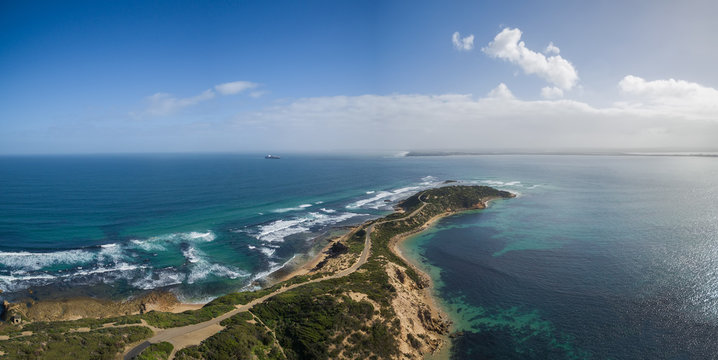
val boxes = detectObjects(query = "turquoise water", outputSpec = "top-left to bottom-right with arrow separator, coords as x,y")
2,154 -> 718,358
401,155 -> 718,359
0,154 -> 464,301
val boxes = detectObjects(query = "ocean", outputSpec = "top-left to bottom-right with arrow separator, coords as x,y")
1,154 -> 717,358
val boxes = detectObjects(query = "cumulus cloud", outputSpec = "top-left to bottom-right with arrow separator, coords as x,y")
483,28 -> 578,90
452,32 -> 475,51
215,81 -> 258,95
617,75 -> 718,118
41,76 -> 718,153
143,89 -> 215,116
228,79 -> 718,152
544,42 -> 560,55
541,86 -> 564,99
487,83 -> 515,99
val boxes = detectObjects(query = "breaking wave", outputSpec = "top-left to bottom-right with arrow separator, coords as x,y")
0,230 -> 238,293
346,176 -> 443,210
272,204 -> 313,213
247,212 -> 361,245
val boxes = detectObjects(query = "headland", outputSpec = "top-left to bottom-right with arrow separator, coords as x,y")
0,185 -> 514,359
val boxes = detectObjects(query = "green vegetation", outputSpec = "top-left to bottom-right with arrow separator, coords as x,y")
140,304 -> 236,329
252,289 -> 386,360
346,228 -> 366,255
0,326 -> 152,360
0,186 -> 513,360
136,342 -> 173,360
0,315 -> 142,337
149,186 -> 510,359
175,312 -> 284,360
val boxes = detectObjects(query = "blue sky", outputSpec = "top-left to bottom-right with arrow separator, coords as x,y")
2,0 -> 717,154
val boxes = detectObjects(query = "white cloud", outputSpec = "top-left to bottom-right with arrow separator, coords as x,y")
488,83 -> 515,99
215,81 -> 258,95
249,91 -> 267,99
483,28 -> 579,90
617,75 -> 718,118
452,32 -> 475,51
127,76 -> 717,152
229,81 -> 718,151
541,86 -> 564,99
138,80 -> 260,117
544,42 -> 560,55
144,89 -> 215,116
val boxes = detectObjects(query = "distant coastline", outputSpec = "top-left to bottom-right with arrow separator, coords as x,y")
403,150 -> 718,157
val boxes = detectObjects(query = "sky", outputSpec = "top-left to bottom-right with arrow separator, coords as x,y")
1,0 -> 717,154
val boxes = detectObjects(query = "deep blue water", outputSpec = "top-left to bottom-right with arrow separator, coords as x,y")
2,154 -> 718,358
401,155 -> 718,359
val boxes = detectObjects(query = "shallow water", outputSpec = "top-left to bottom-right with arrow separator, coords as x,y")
401,155 -> 718,359
0,154 -> 450,301
2,154 -> 718,359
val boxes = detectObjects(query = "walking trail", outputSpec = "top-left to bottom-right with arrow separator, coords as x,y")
124,196 -> 428,360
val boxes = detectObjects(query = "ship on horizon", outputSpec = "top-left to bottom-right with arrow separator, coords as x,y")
265,154 -> 280,159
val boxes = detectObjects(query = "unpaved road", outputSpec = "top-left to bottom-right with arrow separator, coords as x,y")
125,194 -> 428,359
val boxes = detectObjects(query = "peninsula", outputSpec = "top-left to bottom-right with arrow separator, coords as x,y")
0,185 -> 514,360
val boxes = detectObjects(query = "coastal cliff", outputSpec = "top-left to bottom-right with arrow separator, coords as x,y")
0,185 -> 514,359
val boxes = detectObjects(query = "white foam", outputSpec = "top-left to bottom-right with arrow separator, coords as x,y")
257,218 -> 311,243
0,273 -> 56,282
129,230 -> 217,252
320,208 -> 336,213
182,247 -> 202,263
0,273 -> 57,292
0,249 -> 95,271
71,263 -> 144,277
243,254 -> 298,289
346,190 -> 393,209
247,244 -> 276,257
132,268 -> 186,290
272,204 -> 313,213
180,246 -> 248,284
481,180 -> 522,187
130,239 -> 166,252
258,247 -> 276,257
98,243 -> 123,264
0,261 -> 147,293
346,187 -> 418,209
252,212 -> 360,244
346,176 -> 445,210
187,263 -> 247,284
187,231 -> 216,241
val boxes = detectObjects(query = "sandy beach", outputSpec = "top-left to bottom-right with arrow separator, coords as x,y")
387,198 -> 502,358
267,225 -> 360,284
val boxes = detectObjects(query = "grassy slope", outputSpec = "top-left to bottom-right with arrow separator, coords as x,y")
0,186 -> 512,360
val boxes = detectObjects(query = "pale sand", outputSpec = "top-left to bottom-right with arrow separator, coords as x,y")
390,211 -> 456,356
167,323 -> 225,357
270,225 -> 362,284
155,303 -> 204,314
388,198 -> 496,358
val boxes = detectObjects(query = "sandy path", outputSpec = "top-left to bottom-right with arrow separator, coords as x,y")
249,310 -> 287,359
124,193 -> 431,360
124,221 -> 373,360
